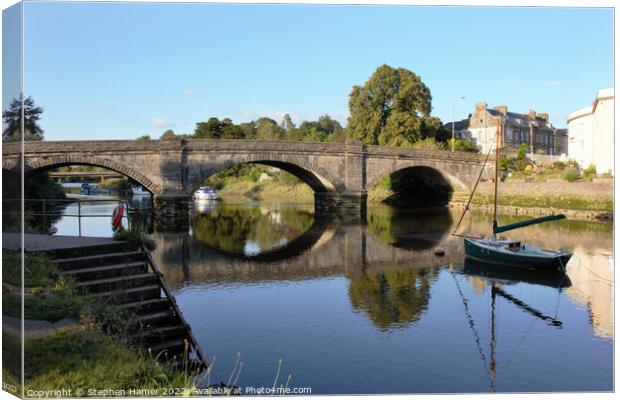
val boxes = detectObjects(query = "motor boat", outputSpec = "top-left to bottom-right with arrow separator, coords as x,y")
193,186 -> 218,201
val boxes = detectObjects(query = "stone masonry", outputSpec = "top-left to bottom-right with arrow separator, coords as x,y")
3,137 -> 489,223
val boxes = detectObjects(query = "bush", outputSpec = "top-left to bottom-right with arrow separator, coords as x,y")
113,227 -> 156,251
563,168 -> 579,182
448,139 -> 479,153
583,164 -> 597,180
552,161 -> 566,171
411,138 -> 445,151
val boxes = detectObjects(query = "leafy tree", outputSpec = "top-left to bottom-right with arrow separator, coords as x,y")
255,117 -> 285,140
194,117 -> 222,138
136,134 -> 151,140
239,122 -> 257,139
220,118 -> 244,139
292,114 -> 344,143
280,113 -> 296,132
3,96 -> 44,142
347,64 -> 432,146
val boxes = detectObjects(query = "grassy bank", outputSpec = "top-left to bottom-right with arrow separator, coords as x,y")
205,164 -> 314,201
2,252 -> 201,395
470,193 -> 613,212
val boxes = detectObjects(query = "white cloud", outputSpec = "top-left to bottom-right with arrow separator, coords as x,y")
506,78 -> 519,84
544,80 -> 561,87
151,117 -> 175,128
184,88 -> 196,97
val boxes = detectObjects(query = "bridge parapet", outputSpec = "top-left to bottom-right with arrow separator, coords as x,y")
4,138 -> 490,223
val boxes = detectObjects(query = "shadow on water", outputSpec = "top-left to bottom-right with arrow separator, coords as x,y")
366,205 -> 453,250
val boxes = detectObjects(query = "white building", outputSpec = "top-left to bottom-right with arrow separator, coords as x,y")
567,88 -> 614,175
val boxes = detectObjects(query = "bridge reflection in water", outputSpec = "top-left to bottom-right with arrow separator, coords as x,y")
149,204 -> 612,337
45,199 -> 612,392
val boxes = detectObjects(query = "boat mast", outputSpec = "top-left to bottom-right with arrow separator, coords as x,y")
493,119 -> 500,236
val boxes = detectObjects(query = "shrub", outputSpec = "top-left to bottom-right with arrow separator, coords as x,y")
562,168 -> 579,182
583,164 -> 597,180
552,161 -> 566,171
411,138 -> 445,151
113,227 -> 156,251
447,138 -> 479,153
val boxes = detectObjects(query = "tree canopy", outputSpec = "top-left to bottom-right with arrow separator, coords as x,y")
347,64 -> 446,146
2,96 -> 44,142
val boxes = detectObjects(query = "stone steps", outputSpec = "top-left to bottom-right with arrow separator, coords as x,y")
38,241 -> 204,370
53,250 -> 145,270
63,261 -> 148,282
75,273 -> 159,294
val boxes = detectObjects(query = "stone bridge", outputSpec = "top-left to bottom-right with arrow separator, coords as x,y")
2,137 -> 489,222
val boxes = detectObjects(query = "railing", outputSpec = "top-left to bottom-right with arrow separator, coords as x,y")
3,198 -> 152,236
141,244 -> 209,370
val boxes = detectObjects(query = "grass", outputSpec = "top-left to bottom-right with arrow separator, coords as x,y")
3,252 -> 57,288
23,329 -> 198,394
215,178 -> 314,201
471,193 -> 613,212
2,253 -> 204,394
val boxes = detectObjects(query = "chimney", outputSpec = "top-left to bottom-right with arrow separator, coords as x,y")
475,102 -> 488,112
493,105 -> 508,116
528,109 -> 536,119
537,112 -> 549,122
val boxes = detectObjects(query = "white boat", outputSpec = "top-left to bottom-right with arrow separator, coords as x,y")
132,186 -> 150,196
193,186 -> 218,200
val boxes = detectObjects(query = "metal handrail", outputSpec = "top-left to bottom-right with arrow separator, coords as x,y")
6,197 -> 147,237
141,244 -> 209,370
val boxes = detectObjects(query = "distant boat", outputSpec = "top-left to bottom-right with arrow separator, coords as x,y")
132,186 -> 150,196
193,186 -> 218,201
454,120 -> 573,271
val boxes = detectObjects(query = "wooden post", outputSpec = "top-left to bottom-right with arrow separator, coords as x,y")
78,201 -> 82,237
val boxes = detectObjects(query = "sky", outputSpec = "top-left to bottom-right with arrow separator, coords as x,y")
7,2 -> 615,140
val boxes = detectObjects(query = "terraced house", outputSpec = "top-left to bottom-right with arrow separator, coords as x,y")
449,103 -> 559,155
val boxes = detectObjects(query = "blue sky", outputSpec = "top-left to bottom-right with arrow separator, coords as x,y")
14,2 -> 615,140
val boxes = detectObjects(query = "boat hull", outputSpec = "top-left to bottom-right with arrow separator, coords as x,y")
464,237 -> 572,271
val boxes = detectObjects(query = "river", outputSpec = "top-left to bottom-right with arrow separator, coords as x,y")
51,198 -> 613,394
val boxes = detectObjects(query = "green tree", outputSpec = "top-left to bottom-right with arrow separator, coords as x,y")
136,134 -> 151,140
347,64 -> 432,146
220,118 -> 244,139
280,113 -> 296,132
194,117 -> 222,138
3,96 -> 44,142
255,117 -> 285,140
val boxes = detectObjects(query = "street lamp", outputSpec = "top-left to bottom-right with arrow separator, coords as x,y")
452,96 -> 466,152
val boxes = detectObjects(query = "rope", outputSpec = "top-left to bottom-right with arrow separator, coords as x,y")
453,147 -> 494,236
570,253 -> 614,285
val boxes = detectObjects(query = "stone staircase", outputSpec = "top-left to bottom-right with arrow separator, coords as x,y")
46,241 -> 207,371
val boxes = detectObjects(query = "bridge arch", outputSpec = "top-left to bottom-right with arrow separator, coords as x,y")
366,161 -> 469,192
22,155 -> 161,194
188,153 -> 345,195
366,162 -> 469,208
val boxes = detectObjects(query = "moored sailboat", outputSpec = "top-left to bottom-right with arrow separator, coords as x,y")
455,120 -> 573,271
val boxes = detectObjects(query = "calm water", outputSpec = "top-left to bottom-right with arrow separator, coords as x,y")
52,198 -> 614,394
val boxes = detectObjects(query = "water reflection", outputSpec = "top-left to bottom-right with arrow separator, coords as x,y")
565,246 -> 614,338
348,267 -> 438,331
190,202 -> 314,257
49,200 -> 613,392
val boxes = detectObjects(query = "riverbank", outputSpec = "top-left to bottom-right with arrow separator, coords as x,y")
1,249 -> 201,394
214,178 -> 314,201
451,179 -> 613,222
